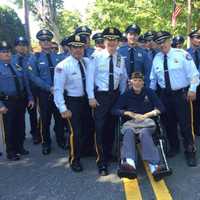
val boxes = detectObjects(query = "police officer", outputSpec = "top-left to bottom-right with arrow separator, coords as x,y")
0,41 -> 33,160
54,34 -> 93,172
92,32 -> 105,53
27,29 -> 66,155
86,27 -> 128,175
187,29 -> 200,136
118,24 -> 151,86
150,31 -> 199,166
59,36 -> 71,60
12,36 -> 41,144
171,35 -> 185,48
75,26 -> 94,57
51,41 -> 59,54
143,31 -> 159,58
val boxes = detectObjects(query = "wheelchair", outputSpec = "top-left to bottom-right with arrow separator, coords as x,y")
114,115 -> 173,181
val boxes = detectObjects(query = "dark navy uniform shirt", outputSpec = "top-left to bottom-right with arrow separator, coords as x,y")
0,60 -> 33,108
118,45 -> 151,86
27,51 -> 62,92
111,87 -> 165,117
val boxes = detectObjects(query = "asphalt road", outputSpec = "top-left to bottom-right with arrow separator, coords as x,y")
1,122 -> 200,200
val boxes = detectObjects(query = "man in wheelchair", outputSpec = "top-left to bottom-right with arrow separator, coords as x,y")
112,72 -> 171,181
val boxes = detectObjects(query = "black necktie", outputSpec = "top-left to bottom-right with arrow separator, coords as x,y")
109,55 -> 114,91
129,48 -> 135,74
7,64 -> 21,96
194,49 -> 199,69
46,53 -> 54,82
78,60 -> 87,95
18,56 -> 24,67
163,54 -> 172,92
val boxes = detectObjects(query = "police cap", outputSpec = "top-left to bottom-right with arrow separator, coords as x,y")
36,29 -> 53,41
189,29 -> 200,38
125,24 -> 141,35
138,35 -> 146,44
68,34 -> 86,47
154,31 -> 171,44
172,35 -> 185,47
0,41 -> 11,51
14,36 -> 29,46
60,36 -> 70,46
102,27 -> 122,40
92,32 -> 104,43
75,26 -> 92,36
143,31 -> 156,41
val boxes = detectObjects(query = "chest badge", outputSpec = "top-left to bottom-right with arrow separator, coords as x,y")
137,53 -> 142,57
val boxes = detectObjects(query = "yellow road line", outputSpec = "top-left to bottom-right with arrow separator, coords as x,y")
143,161 -> 173,200
123,178 -> 142,200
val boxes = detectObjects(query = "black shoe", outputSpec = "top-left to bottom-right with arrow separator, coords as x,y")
184,151 -> 197,167
98,164 -> 108,176
0,152 -> 2,156
152,166 -> 173,182
57,142 -> 67,150
70,161 -> 83,172
117,163 -> 137,179
7,153 -> 20,161
166,148 -> 179,158
42,146 -> 51,155
18,148 -> 29,155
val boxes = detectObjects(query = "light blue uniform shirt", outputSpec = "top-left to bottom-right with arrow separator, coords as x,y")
150,48 -> 199,92
86,49 -> 128,99
54,55 -> 89,113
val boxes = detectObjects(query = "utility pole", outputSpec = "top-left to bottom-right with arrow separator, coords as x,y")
187,0 -> 192,48
23,0 -> 31,44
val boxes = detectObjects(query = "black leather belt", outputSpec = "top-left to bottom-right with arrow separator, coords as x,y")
0,92 -> 26,101
161,87 -> 188,95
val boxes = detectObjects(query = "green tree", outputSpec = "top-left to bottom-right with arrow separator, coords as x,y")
0,5 -> 25,47
57,10 -> 82,37
86,0 -> 200,36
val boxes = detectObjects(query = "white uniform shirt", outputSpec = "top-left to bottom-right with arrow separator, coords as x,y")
54,55 -> 88,113
150,48 -> 199,92
86,49 -> 128,99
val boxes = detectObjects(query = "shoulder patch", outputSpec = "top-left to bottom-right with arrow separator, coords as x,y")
186,53 -> 192,61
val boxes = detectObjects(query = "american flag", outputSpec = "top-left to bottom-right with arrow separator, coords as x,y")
171,0 -> 182,27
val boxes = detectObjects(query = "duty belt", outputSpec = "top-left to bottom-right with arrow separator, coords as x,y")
0,92 -> 26,101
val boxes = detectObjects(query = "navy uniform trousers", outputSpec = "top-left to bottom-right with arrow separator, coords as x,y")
2,96 -> 26,154
65,96 -> 93,164
94,90 -> 119,165
160,88 -> 194,151
39,91 -> 65,147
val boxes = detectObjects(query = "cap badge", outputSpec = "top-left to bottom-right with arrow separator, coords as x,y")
2,41 -> 7,47
75,35 -> 80,41
109,28 -> 114,34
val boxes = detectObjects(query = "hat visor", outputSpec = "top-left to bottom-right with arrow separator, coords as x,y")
69,42 -> 85,47
15,42 -> 29,46
103,35 -> 120,40
155,37 -> 170,44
